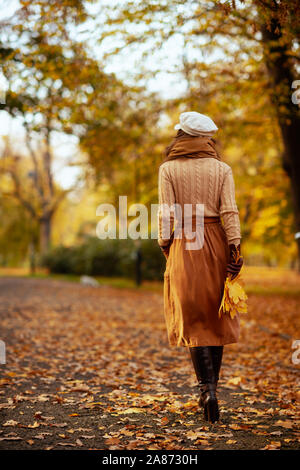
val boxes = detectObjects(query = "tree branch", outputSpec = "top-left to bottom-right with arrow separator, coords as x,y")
7,167 -> 37,219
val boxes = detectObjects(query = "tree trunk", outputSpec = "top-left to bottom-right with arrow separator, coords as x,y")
39,215 -> 52,254
261,19 -> 300,271
29,242 -> 36,275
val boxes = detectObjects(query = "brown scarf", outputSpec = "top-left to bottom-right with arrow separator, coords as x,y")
161,129 -> 221,165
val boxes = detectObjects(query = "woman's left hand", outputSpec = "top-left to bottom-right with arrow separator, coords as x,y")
227,244 -> 243,280
160,245 -> 170,260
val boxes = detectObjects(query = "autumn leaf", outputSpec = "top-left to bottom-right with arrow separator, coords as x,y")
122,407 -> 145,414
261,441 -> 281,450
3,420 -> 18,427
226,377 -> 243,386
219,274 -> 248,319
27,422 -> 40,429
105,437 -> 121,445
160,417 -> 169,426
274,420 -> 294,429
0,436 -> 22,441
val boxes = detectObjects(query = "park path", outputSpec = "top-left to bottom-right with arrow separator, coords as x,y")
0,277 -> 299,450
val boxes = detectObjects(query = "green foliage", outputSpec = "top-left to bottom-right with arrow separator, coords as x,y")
41,246 -> 74,274
41,237 -> 165,280
140,238 -> 165,281
0,196 -> 39,266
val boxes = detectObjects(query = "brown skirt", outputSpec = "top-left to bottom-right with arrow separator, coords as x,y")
163,215 -> 240,347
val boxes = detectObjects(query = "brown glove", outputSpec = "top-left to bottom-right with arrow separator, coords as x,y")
227,243 -> 243,280
159,231 -> 174,260
160,245 -> 170,260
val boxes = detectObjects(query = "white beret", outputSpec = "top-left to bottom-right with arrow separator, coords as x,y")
174,111 -> 218,136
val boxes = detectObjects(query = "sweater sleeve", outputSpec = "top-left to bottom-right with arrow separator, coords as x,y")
219,167 -> 241,246
158,164 -> 176,247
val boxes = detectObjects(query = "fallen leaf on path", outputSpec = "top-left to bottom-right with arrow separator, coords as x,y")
3,420 -> 18,427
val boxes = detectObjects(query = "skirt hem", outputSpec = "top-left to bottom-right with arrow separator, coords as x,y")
167,337 -> 239,347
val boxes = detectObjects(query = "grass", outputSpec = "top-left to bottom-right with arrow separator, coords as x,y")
0,268 -> 162,292
244,285 -> 300,297
242,265 -> 300,297
0,265 -> 299,296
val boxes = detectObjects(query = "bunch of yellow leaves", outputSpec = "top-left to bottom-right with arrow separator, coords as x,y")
218,273 -> 248,319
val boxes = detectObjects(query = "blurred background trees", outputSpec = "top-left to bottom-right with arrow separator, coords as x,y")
0,0 -> 299,277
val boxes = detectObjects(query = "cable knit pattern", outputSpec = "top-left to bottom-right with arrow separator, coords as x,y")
158,157 -> 241,247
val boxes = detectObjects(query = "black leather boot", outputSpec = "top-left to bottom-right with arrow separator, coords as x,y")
210,346 -> 223,386
189,346 -> 219,423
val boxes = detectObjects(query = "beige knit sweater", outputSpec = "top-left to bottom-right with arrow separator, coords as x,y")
158,157 -> 241,247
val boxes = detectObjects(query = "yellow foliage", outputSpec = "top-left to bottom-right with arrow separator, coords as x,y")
218,273 -> 248,320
